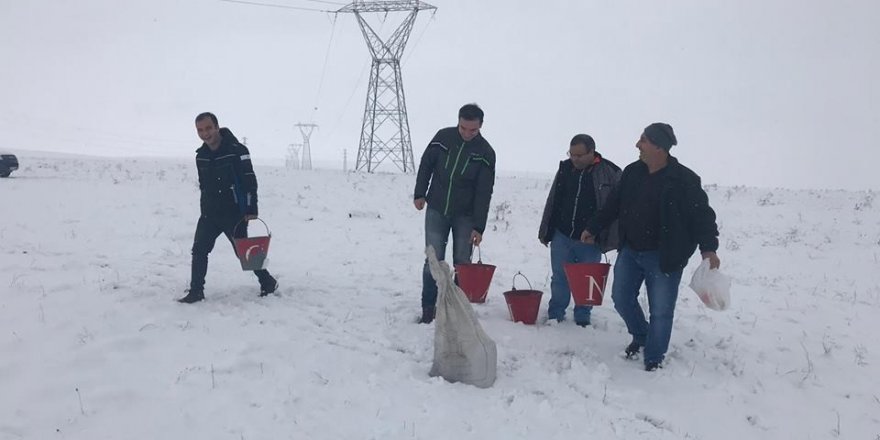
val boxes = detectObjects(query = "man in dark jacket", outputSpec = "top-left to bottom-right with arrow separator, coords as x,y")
584,123 -> 720,371
178,112 -> 278,304
413,103 -> 496,323
538,134 -> 621,326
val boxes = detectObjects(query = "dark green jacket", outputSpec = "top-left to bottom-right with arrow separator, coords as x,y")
414,127 -> 496,233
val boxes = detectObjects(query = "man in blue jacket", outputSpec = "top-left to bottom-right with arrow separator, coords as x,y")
584,123 -> 720,371
413,104 -> 496,323
178,112 -> 278,304
538,134 -> 621,326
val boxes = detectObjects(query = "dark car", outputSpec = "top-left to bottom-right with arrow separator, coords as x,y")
0,153 -> 19,177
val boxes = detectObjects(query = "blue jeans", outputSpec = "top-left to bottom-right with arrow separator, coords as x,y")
611,246 -> 683,365
421,207 -> 474,308
549,229 -> 602,323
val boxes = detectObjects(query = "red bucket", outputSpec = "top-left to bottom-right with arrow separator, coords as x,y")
454,245 -> 495,303
564,262 -> 611,306
233,218 -> 271,271
455,264 -> 496,303
502,272 -> 543,325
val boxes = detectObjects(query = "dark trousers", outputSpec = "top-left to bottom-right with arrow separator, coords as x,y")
190,215 -> 273,293
421,207 -> 474,308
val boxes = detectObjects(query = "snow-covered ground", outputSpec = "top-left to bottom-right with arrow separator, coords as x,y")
1,154 -> 878,439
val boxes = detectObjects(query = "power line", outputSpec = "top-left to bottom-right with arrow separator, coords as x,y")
311,14 -> 339,123
402,10 -> 436,67
326,58 -> 370,144
219,0 -> 331,13
301,0 -> 346,5
326,17 -> 388,141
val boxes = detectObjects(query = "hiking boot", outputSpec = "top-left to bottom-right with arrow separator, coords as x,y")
624,341 -> 642,359
178,290 -> 205,304
645,360 -> 663,372
575,318 -> 591,327
418,306 -> 435,324
260,278 -> 279,297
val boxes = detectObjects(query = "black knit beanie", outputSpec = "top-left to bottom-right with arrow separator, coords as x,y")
643,123 -> 677,151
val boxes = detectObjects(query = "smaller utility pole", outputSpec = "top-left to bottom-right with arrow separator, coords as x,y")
294,123 -> 318,170
286,143 -> 302,170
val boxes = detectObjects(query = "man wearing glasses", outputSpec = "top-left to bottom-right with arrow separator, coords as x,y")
538,134 -> 622,326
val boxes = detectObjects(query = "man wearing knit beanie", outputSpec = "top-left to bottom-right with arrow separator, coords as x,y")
583,122 -> 721,372
643,122 -> 677,151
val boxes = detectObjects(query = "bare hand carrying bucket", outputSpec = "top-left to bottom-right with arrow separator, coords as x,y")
502,272 -> 543,325
454,245 -> 496,304
233,218 -> 271,271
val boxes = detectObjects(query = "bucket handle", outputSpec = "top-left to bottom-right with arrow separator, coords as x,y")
511,271 -> 533,291
233,217 -> 271,238
471,244 -> 483,264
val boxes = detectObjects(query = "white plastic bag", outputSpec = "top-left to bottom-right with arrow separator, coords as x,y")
689,259 -> 731,311
426,246 -> 497,388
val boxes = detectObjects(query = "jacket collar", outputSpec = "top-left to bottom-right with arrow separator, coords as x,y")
633,155 -> 681,172
196,134 -> 232,155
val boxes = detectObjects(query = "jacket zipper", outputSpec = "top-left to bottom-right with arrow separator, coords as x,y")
460,158 -> 471,175
444,142 -> 466,216
570,170 -> 584,238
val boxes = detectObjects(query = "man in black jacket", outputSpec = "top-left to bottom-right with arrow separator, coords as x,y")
413,104 -> 496,323
178,112 -> 278,304
538,134 -> 621,326
584,123 -> 720,371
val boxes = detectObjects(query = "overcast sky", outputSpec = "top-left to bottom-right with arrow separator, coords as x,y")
1,0 -> 878,189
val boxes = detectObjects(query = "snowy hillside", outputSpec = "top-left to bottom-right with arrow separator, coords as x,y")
1,154 -> 878,439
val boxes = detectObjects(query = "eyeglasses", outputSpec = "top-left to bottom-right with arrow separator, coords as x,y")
567,151 -> 594,159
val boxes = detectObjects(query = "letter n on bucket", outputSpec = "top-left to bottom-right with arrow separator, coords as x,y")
564,263 -> 611,306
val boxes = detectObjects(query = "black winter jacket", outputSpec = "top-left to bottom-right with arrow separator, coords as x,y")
414,127 -> 496,233
539,154 -> 621,252
586,157 -> 719,273
195,128 -> 259,218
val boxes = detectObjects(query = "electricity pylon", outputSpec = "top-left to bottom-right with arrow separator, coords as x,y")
286,143 -> 302,170
336,1 -> 437,173
294,123 -> 318,170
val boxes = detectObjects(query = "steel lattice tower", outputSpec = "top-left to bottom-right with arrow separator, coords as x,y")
294,123 -> 317,170
286,143 -> 302,170
337,1 -> 437,173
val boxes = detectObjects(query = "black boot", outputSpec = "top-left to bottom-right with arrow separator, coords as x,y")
418,306 -> 436,324
178,289 -> 205,304
625,341 -> 643,359
260,277 -> 278,297
645,360 -> 663,372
